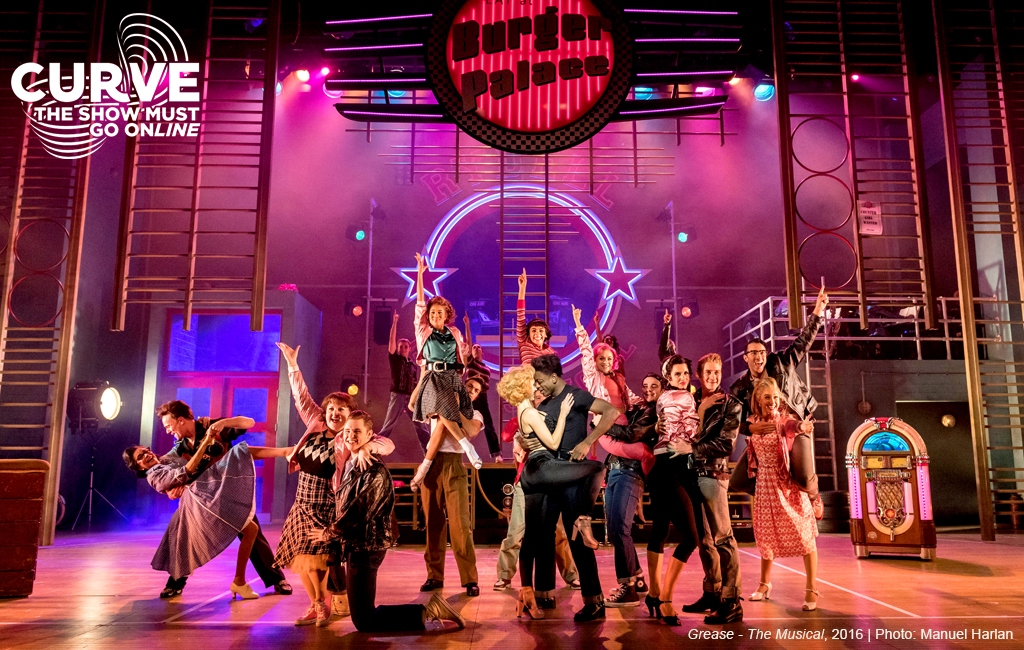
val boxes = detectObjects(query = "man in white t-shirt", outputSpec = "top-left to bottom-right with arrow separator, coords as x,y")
418,410 -> 483,597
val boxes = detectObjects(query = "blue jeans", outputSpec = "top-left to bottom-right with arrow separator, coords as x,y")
604,468 -> 644,583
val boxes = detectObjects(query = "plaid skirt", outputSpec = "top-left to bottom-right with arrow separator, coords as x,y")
412,368 -> 474,423
274,472 -> 338,569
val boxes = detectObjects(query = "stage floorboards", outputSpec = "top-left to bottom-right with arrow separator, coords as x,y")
2,528 -> 1022,649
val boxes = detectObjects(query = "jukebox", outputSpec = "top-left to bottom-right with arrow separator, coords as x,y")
847,417 -> 936,560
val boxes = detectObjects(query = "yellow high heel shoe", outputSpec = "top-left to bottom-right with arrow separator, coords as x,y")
516,586 -> 545,620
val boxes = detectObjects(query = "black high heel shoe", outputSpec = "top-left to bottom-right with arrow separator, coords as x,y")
660,601 -> 680,626
645,595 -> 662,618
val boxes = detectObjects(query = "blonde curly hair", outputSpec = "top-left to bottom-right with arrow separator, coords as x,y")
497,365 -> 536,407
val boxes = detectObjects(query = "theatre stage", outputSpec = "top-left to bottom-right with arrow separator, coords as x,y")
2,528 -> 1022,649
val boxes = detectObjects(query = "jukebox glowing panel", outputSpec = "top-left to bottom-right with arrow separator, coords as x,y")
847,417 -> 936,560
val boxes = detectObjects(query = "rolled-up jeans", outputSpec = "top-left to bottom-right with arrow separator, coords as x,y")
603,468 -> 644,583
687,475 -> 742,600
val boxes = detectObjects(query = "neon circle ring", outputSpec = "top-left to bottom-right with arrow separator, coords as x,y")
393,183 -> 649,373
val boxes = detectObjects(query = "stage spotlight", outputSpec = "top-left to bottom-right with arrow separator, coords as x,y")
346,222 -> 368,242
680,299 -> 700,319
728,76 -> 741,86
633,86 -> 654,100
677,223 -> 695,243
753,83 -> 775,101
694,86 -> 714,97
346,301 -> 364,317
67,381 -> 122,429
320,66 -> 331,76
296,69 -> 310,82
851,74 -> 860,82
677,232 -> 689,243
341,378 -> 360,396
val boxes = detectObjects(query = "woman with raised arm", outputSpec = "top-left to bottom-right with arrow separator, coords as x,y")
743,378 -> 820,611
123,436 -> 280,599
573,305 -> 653,607
516,268 -> 556,366
409,252 -> 483,489
496,365 -> 604,620
645,354 -> 702,626
274,342 -> 396,627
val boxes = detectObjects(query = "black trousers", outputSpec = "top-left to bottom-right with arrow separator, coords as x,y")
646,454 -> 700,563
520,453 -> 605,598
473,392 -> 501,456
347,550 -> 426,633
168,515 -> 284,588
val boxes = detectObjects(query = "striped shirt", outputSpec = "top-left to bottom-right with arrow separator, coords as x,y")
517,298 -> 555,366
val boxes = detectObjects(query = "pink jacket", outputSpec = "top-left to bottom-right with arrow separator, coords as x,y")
414,298 -> 467,367
285,368 -> 395,491
655,388 -> 699,453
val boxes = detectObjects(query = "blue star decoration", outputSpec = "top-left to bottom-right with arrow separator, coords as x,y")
392,260 -> 458,306
586,253 -> 650,308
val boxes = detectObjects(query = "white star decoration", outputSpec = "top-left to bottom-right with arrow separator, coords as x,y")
585,252 -> 651,308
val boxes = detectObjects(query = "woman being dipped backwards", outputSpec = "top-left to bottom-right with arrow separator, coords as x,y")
744,378 -> 819,611
496,365 -> 604,619
410,252 -> 483,489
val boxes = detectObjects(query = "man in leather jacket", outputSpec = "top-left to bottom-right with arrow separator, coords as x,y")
327,411 -> 465,633
682,353 -> 743,624
729,288 -> 828,499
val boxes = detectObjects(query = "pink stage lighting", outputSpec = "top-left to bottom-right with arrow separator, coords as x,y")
320,66 -> 331,76
694,86 -> 714,97
296,69 -> 310,82
851,74 -> 861,81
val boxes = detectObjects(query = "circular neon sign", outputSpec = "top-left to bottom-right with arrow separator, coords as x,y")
427,0 -> 633,153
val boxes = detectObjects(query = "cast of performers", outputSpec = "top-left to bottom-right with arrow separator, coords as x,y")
462,312 -> 503,461
377,311 -> 432,451
409,252 -> 483,490
274,341 -> 396,626
742,378 -> 820,611
314,411 -> 467,633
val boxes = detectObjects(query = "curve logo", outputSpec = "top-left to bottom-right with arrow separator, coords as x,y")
9,14 -> 200,160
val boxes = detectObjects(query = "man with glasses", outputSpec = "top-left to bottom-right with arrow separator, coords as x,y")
729,287 -> 828,505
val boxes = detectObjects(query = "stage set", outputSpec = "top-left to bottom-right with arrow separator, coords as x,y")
2,0 -> 1024,648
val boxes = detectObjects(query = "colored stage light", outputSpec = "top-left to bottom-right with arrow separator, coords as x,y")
851,74 -> 860,81
728,77 -> 741,86
678,232 -> 689,243
355,230 -> 366,241
275,82 -> 282,95
633,86 -> 654,100
753,83 -> 775,101
341,378 -> 360,396
346,223 -> 368,242
352,305 -> 363,317
694,86 -> 714,97
681,306 -> 692,318
387,89 -> 408,98
680,299 -> 700,319
320,66 -> 331,76
296,69 -> 310,82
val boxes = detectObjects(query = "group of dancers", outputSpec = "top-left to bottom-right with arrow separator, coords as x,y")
122,252 -> 830,631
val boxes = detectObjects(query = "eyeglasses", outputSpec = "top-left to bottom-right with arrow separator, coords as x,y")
744,350 -> 768,358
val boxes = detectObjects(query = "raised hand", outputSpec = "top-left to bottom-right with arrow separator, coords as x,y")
463,312 -> 471,326
813,285 -> 829,316
393,311 -> 400,323
572,304 -> 583,329
664,308 -> 672,325
415,251 -> 426,273
276,342 -> 300,368
518,268 -> 527,291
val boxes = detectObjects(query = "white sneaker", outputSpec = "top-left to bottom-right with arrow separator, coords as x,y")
315,598 -> 331,627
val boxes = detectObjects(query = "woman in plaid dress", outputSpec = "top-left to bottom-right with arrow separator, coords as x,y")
273,342 -> 396,627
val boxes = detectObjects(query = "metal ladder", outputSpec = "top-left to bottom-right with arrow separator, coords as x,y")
112,0 -> 280,331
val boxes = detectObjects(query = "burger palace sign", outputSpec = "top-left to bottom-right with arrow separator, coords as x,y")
426,0 -> 633,154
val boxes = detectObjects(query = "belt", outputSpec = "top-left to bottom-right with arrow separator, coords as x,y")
554,450 -> 573,461
607,458 -> 643,474
428,361 -> 464,372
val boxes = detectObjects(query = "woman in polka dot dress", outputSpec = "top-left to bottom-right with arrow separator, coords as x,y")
744,378 -> 820,611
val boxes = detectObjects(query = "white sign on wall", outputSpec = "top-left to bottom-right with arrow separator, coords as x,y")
858,200 -> 883,236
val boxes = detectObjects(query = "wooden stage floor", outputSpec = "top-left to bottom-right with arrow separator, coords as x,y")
2,527 -> 1022,649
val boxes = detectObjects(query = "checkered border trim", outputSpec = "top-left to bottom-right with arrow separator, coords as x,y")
426,0 -> 633,155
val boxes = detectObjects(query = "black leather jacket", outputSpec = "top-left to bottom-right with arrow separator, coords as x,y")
330,460 -> 394,558
729,313 -> 822,436
692,387 -> 741,477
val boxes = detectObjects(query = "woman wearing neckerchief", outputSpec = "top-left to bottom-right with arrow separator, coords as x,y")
743,378 -> 820,611
409,252 -> 483,490
645,354 -> 701,626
